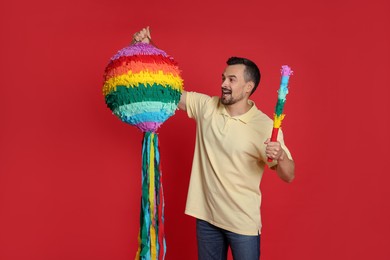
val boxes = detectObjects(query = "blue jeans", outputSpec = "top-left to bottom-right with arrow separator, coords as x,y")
196,219 -> 261,260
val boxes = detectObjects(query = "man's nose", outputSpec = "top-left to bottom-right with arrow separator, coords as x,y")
222,79 -> 228,87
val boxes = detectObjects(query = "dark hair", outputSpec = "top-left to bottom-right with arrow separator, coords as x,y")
226,57 -> 261,95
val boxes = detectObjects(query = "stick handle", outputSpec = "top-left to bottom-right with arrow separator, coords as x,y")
267,127 -> 279,162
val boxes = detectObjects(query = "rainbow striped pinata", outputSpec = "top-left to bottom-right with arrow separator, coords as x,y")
103,42 -> 184,260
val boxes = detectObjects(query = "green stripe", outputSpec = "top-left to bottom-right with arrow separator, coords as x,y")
275,99 -> 286,116
105,84 -> 182,111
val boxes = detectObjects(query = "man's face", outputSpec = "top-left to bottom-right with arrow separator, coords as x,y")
221,64 -> 250,106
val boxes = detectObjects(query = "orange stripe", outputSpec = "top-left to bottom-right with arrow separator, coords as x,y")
104,61 -> 181,81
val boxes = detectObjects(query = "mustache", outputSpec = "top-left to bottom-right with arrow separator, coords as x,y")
221,88 -> 232,93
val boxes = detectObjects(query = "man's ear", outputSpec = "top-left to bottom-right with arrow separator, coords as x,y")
246,82 -> 254,94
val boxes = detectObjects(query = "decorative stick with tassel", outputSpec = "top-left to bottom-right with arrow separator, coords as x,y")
268,65 -> 293,162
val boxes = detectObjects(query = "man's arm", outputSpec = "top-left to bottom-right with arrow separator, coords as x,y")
178,91 -> 187,111
132,26 -> 187,112
274,150 -> 295,183
264,138 -> 295,183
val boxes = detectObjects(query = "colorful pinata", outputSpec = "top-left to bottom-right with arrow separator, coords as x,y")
103,42 -> 184,260
103,42 -> 183,132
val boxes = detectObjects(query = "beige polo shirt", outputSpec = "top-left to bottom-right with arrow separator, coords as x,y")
184,92 -> 292,235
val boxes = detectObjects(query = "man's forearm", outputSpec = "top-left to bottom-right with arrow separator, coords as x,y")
275,150 -> 295,183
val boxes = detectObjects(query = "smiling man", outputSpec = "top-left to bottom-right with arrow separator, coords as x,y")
178,57 -> 295,260
133,28 -> 295,260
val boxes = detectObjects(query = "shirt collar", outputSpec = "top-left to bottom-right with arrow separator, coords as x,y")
218,99 -> 257,124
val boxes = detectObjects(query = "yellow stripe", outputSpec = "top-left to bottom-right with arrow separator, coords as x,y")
103,70 -> 183,96
273,114 -> 285,128
135,232 -> 141,259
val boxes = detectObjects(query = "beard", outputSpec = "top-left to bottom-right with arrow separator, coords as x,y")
220,92 -> 245,105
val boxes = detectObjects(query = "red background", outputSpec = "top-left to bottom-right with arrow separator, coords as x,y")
1,0 -> 389,259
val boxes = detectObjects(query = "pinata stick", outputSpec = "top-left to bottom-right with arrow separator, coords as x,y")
268,65 -> 293,162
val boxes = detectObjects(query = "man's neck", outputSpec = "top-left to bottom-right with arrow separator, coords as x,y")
224,100 -> 253,117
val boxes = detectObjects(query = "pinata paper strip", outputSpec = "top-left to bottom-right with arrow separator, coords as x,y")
135,132 -> 166,260
110,43 -> 169,60
268,65 -> 293,162
104,55 -> 181,80
273,66 -> 291,128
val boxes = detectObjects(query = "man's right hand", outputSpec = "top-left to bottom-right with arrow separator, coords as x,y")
132,26 -> 151,44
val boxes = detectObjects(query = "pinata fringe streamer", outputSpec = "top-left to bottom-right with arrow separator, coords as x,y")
103,70 -> 183,96
267,65 -> 292,162
136,132 -> 166,260
273,114 -> 286,128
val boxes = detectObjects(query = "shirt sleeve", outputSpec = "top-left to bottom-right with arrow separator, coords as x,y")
186,92 -> 212,120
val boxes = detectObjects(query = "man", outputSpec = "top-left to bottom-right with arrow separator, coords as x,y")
133,27 -> 295,260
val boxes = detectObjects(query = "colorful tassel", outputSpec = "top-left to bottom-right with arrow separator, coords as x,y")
136,132 -> 166,260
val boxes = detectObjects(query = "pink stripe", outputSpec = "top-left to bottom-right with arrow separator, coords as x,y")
111,43 -> 169,61
281,65 -> 293,76
136,122 -> 162,133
